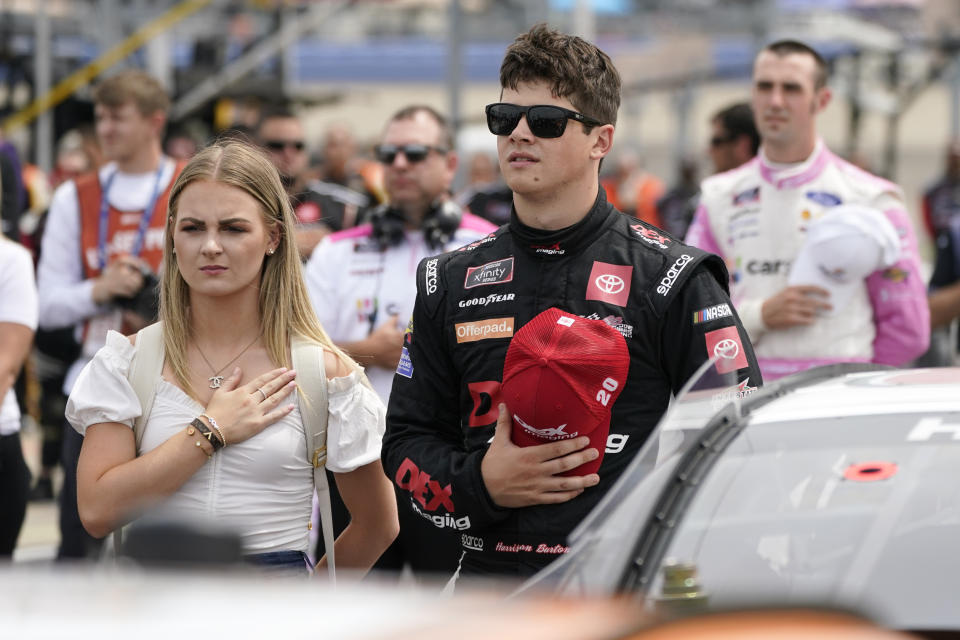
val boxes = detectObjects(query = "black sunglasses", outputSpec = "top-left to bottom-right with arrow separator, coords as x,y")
485,103 -> 604,139
374,144 -> 447,164
264,139 -> 305,152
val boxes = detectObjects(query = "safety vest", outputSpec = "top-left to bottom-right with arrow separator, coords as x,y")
76,161 -> 185,279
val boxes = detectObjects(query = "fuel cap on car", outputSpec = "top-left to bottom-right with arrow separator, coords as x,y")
843,461 -> 898,482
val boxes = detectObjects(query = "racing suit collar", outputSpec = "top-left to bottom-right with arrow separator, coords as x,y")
508,188 -> 613,258
758,139 -> 829,190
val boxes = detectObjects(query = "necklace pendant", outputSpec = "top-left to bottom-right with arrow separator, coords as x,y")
208,375 -> 224,389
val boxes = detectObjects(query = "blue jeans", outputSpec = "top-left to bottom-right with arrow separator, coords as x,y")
244,550 -> 311,575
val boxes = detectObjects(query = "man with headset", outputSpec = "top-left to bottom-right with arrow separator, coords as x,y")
304,104 -> 495,581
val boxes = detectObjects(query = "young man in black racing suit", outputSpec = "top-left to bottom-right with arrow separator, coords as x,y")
382,24 -> 762,580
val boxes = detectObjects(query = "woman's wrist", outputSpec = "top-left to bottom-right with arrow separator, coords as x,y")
192,416 -> 225,451
199,413 -> 228,446
185,424 -> 214,459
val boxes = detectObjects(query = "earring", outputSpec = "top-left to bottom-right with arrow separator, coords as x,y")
267,248 -> 275,255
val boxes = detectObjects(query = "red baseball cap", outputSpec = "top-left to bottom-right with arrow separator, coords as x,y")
502,307 -> 630,476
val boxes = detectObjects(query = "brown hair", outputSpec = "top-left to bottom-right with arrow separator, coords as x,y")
161,140 -> 360,400
762,39 -> 829,90
92,70 -> 170,116
499,23 -> 621,128
387,105 -> 454,151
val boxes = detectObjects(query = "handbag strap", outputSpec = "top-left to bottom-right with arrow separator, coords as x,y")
112,322 -> 164,555
129,322 -> 165,449
291,334 -> 336,583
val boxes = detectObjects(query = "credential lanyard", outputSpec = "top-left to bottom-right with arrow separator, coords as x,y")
97,160 -> 168,271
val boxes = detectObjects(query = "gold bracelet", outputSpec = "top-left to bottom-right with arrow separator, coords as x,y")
186,425 -> 213,459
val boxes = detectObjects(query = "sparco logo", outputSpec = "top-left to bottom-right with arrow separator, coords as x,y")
595,273 -> 625,295
657,254 -> 693,296
424,258 -> 438,295
461,534 -> 484,551
458,293 -> 516,308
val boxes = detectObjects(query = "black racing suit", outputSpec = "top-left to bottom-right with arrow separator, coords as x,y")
383,189 -> 762,577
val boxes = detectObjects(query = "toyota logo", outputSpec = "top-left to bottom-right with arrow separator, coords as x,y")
595,274 -> 625,294
713,338 -> 740,360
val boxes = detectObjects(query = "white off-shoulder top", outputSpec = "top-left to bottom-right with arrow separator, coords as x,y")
65,331 -> 386,554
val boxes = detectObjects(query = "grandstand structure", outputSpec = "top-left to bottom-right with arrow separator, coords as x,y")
1,0 -> 960,222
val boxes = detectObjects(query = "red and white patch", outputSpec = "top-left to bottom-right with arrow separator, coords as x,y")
705,326 -> 748,373
585,262 -> 633,307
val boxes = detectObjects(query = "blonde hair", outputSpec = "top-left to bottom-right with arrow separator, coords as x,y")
160,140 -> 358,399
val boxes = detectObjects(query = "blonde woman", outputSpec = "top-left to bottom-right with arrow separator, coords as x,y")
66,141 -> 398,573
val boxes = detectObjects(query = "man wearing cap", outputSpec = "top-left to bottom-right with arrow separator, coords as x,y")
686,40 -> 929,380
382,24 -> 761,581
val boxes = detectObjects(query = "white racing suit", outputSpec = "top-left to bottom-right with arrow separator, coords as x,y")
686,141 -> 929,380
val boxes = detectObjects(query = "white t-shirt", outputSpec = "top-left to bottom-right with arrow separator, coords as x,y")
65,331 -> 385,553
0,239 -> 38,436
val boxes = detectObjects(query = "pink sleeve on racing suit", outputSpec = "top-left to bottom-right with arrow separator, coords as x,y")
684,202 -> 724,258
866,207 -> 930,366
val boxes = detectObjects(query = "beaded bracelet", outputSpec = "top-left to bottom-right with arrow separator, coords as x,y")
200,413 -> 227,447
191,417 -> 224,452
186,425 -> 213,459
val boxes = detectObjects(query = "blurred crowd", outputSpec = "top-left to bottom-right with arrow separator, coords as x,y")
1,30 -> 960,583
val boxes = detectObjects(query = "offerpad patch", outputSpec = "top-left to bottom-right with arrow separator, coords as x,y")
456,317 -> 515,343
705,326 -> 748,373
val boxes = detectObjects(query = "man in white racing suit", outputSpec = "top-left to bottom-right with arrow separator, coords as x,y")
686,39 -> 929,380
304,105 -> 495,580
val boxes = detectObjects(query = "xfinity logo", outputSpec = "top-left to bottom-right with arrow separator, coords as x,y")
458,293 -> 516,308
464,257 -> 515,289
657,254 -> 693,296
424,258 -> 438,295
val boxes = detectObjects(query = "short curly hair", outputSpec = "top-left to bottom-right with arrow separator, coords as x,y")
499,23 -> 621,128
